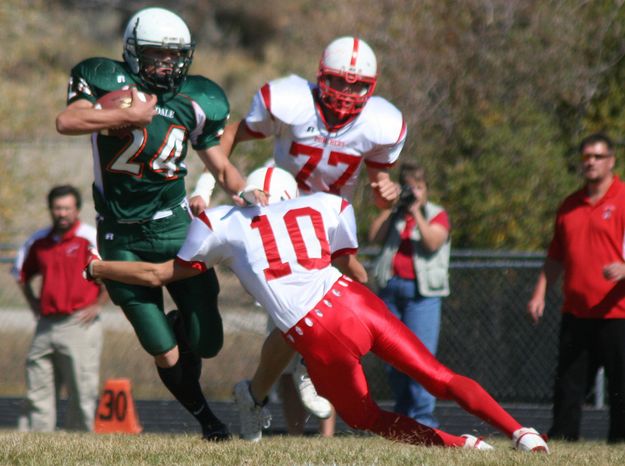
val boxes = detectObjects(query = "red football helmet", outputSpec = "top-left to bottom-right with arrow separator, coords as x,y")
317,36 -> 377,119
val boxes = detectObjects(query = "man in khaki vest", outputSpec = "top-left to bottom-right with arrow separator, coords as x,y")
370,162 -> 451,428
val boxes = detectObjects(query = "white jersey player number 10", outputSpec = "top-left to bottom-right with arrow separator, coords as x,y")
252,207 -> 331,280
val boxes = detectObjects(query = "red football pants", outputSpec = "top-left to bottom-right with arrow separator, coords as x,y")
283,277 -> 521,446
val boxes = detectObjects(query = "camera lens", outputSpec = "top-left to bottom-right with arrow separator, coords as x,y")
397,185 -> 416,210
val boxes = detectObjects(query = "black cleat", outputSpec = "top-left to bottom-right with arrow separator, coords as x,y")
202,421 -> 232,442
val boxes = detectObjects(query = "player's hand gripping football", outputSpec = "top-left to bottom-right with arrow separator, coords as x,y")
125,87 -> 158,128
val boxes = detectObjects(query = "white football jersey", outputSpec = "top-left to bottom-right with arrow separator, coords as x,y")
177,192 -> 359,332
244,74 -> 406,201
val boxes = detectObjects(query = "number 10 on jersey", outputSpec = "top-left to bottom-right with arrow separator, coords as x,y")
251,207 -> 331,280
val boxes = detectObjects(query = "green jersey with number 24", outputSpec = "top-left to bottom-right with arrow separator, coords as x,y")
66,57 -> 229,221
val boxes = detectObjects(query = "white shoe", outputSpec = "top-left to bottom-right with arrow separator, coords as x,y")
461,434 -> 495,450
233,380 -> 271,442
512,427 -> 549,453
293,358 -> 332,419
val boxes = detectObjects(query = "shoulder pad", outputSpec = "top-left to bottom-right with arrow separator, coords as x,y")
179,76 -> 230,121
72,58 -> 135,94
313,191 -> 346,212
358,97 -> 406,145
265,75 -> 315,125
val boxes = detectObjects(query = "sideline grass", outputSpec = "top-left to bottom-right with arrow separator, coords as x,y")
2,431 -> 624,466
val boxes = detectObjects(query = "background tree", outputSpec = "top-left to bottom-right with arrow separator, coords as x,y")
3,0 -> 625,249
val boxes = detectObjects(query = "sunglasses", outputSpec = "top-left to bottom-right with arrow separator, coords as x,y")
581,152 -> 613,161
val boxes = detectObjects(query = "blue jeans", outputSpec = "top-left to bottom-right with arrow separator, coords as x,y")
378,276 -> 442,428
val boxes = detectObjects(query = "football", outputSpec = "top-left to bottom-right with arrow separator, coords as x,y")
95,89 -> 147,137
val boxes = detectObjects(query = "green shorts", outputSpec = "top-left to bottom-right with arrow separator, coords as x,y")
97,204 -> 223,357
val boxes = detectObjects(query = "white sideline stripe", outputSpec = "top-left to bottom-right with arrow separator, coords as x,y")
0,308 -> 268,334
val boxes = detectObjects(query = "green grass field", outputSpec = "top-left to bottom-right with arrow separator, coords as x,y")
1,431 -> 624,465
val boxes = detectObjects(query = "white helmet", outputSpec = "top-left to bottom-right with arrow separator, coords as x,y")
123,7 -> 195,93
317,36 -> 377,119
246,166 -> 298,204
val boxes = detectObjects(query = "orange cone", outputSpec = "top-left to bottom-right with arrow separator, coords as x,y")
94,378 -> 142,434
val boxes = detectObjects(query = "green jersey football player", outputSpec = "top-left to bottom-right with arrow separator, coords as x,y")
56,7 -> 258,441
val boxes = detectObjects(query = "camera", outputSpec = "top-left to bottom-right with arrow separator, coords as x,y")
396,185 -> 416,211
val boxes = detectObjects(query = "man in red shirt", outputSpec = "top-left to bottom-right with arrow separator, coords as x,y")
528,133 -> 625,443
13,185 -> 106,432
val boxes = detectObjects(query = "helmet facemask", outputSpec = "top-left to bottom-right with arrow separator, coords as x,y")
135,42 -> 194,93
317,69 -> 376,119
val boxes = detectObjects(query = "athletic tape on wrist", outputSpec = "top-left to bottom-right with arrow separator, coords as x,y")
191,172 -> 216,205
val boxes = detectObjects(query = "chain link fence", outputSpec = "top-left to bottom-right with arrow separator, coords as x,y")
0,248 -> 564,404
362,250 -> 562,404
